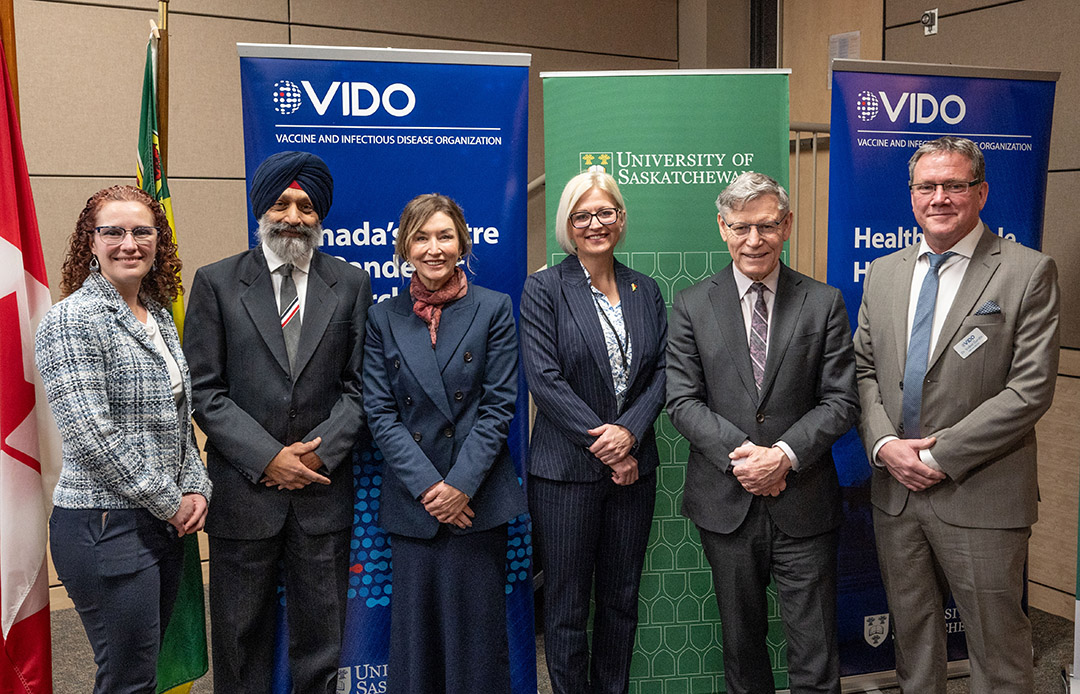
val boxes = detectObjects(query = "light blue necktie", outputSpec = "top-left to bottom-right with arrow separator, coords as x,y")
901,251 -> 955,438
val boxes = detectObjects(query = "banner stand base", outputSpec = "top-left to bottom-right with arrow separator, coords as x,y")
838,660 -> 970,693
1062,665 -> 1080,692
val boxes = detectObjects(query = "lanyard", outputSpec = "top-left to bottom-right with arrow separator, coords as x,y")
592,293 -> 628,374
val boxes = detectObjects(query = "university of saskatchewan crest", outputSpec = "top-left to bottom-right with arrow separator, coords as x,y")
336,667 -> 351,692
580,152 -> 613,173
864,613 -> 889,648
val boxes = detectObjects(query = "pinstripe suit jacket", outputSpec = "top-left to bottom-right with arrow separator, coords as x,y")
521,255 -> 667,482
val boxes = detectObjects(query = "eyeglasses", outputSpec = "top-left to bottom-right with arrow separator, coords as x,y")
93,226 -> 159,246
909,180 -> 983,196
569,208 -> 621,229
723,219 -> 787,237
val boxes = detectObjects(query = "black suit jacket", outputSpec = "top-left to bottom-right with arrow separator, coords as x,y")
666,263 -> 859,537
185,246 -> 372,540
364,284 -> 527,539
520,255 -> 667,482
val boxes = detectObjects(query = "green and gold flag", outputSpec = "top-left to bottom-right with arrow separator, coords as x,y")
136,34 -> 183,337
137,33 -> 209,694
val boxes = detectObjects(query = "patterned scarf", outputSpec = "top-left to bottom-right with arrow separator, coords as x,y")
410,267 -> 468,346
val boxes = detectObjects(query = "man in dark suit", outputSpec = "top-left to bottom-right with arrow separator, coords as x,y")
185,151 -> 372,694
667,172 -> 858,694
855,136 -> 1059,693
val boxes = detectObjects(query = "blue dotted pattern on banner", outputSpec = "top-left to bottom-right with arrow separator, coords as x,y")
504,483 -> 532,594
349,448 -> 393,608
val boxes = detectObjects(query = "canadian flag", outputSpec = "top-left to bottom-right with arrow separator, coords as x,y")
0,38 -> 59,694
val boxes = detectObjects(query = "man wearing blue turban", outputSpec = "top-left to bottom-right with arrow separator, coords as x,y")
185,151 -> 373,694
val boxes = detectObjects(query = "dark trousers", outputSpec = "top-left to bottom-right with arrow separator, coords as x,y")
529,473 -> 656,694
209,508 -> 349,694
697,497 -> 840,694
388,525 -> 510,694
50,506 -> 183,694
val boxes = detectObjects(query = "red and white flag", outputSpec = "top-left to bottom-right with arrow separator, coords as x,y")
0,36 -> 59,694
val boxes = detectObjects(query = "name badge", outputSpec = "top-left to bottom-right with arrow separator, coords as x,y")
953,328 -> 987,359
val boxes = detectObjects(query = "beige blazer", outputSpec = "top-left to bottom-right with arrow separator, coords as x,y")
854,224 -> 1059,529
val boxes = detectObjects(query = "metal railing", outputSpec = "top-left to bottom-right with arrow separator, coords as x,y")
790,121 -> 830,279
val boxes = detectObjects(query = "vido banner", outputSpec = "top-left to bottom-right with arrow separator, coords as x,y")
238,43 -> 534,694
828,58 -> 1057,682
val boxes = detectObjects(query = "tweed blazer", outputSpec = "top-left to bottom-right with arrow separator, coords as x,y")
520,255 -> 668,482
35,272 -> 211,520
364,283 -> 527,539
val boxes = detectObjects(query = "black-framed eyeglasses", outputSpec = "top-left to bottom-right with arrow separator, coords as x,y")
93,226 -> 159,246
723,219 -> 787,237
909,180 -> 983,196
569,207 -> 621,229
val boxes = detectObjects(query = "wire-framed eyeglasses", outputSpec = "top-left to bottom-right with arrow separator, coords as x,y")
723,219 -> 786,237
909,180 -> 983,196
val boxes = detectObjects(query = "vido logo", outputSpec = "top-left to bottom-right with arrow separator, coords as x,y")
271,79 -> 418,118
855,89 -> 967,125
855,91 -> 880,122
273,80 -> 303,115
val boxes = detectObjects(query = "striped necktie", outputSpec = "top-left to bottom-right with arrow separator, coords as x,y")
750,282 -> 768,390
278,263 -> 301,376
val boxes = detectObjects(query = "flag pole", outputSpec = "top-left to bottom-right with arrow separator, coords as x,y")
157,0 -> 169,176
0,0 -> 18,121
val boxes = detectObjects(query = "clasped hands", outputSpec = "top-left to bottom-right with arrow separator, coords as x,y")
420,481 -> 474,529
167,492 -> 208,536
729,444 -> 791,497
876,436 -> 943,492
261,436 -> 332,490
588,423 -> 638,486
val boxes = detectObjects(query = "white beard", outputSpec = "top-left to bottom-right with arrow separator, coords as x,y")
258,217 -> 322,265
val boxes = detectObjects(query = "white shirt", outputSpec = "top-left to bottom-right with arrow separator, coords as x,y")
732,263 -> 779,356
141,311 -> 184,406
905,224 -> 982,357
730,264 -> 798,471
872,223 -> 983,470
263,244 -> 312,321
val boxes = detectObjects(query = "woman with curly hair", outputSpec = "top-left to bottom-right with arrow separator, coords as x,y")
35,185 -> 211,694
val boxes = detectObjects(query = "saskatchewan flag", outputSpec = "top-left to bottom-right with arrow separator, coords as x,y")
137,34 -> 210,694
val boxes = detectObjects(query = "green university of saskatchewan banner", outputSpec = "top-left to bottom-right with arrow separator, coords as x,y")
542,69 -> 790,693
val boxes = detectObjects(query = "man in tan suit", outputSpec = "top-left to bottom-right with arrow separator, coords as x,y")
855,136 -> 1059,693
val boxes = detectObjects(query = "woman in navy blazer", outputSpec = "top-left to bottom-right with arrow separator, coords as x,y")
364,194 -> 526,694
35,186 -> 211,694
521,169 -> 667,694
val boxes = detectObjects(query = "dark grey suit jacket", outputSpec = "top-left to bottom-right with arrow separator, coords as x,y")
667,263 -> 859,537
364,284 -> 527,539
520,255 -> 668,482
855,225 -> 1060,528
185,246 -> 372,540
